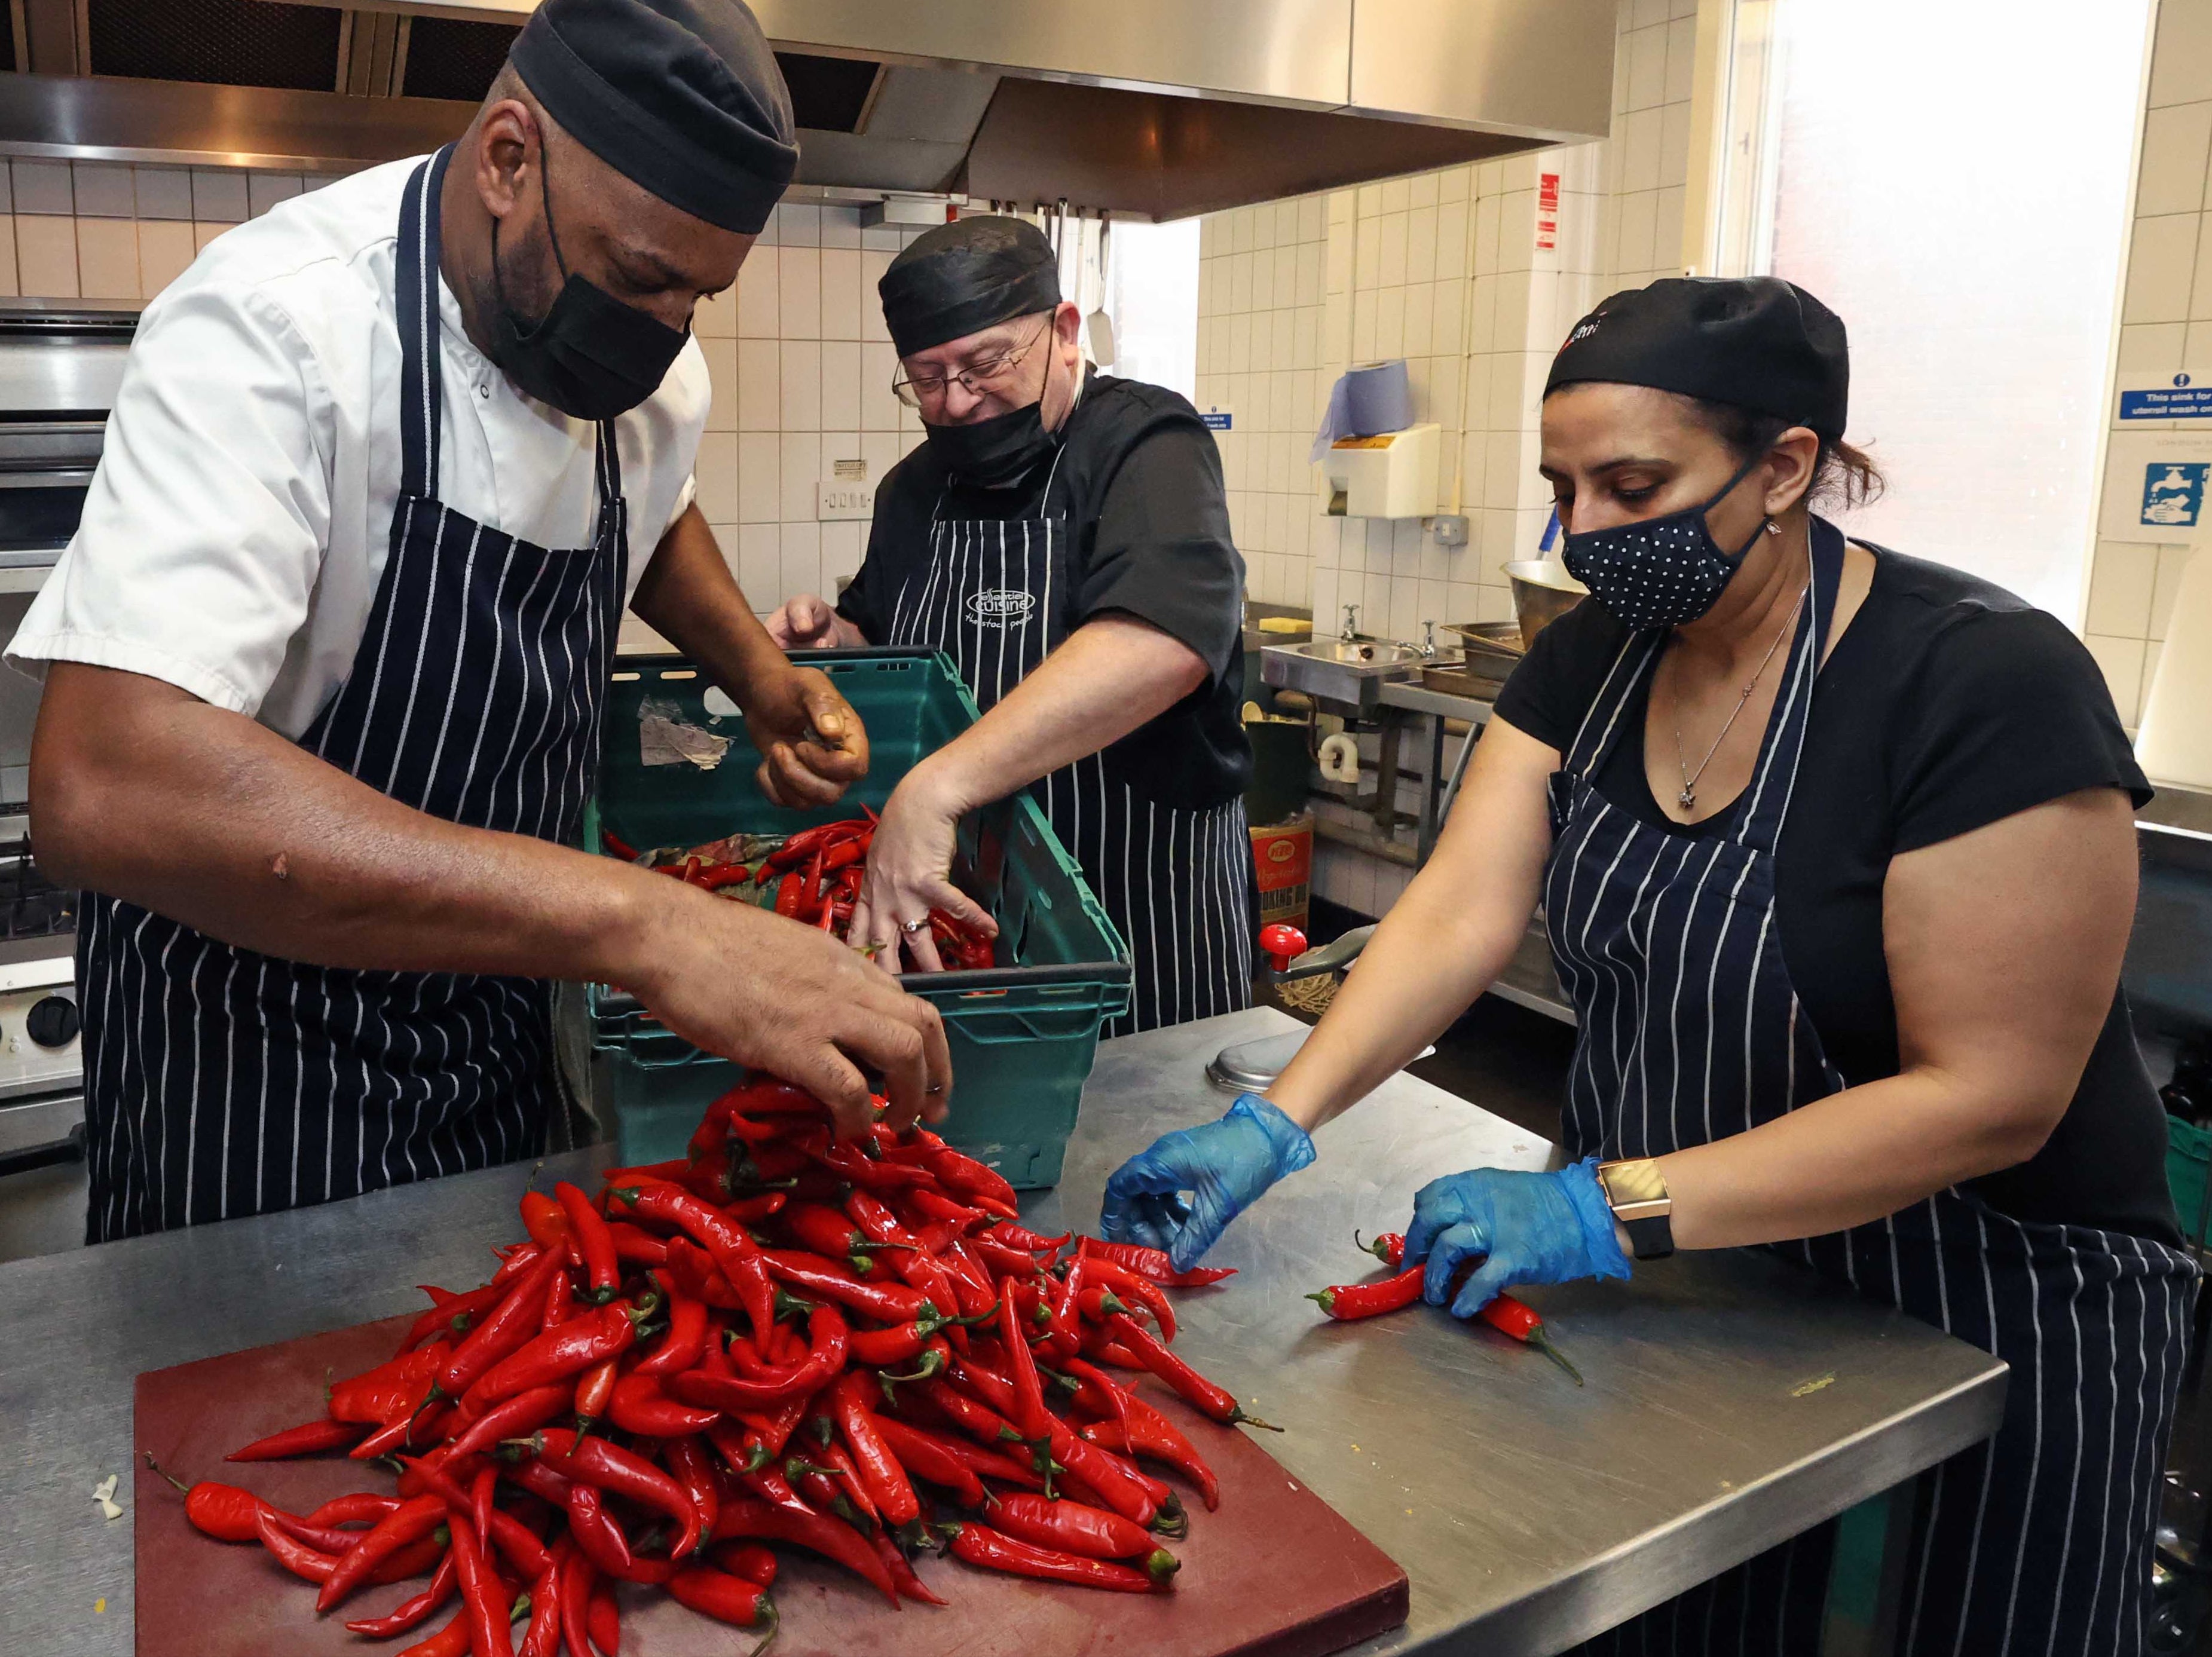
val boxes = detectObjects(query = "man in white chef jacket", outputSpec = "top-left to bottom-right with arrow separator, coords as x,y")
5,0 -> 949,1242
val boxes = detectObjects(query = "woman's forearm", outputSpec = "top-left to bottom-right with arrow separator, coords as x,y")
1657,1067 -> 2051,1248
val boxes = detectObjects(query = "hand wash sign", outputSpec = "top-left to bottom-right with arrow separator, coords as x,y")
2101,430 -> 2212,545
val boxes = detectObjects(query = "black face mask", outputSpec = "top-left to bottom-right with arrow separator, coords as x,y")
920,346 -> 1063,486
487,153 -> 689,422
1560,453 -> 1770,630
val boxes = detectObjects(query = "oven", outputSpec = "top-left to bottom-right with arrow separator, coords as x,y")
0,300 -> 134,1261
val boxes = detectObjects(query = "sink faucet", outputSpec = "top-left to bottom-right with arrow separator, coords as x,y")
1420,620 -> 1439,658
1340,604 -> 1359,642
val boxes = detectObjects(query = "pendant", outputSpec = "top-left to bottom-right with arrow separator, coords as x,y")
1678,786 -> 1696,810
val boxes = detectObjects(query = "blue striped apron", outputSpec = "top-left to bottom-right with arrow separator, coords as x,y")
1548,516 -> 2198,1655
882,430 -> 1254,1039
77,146 -> 628,1241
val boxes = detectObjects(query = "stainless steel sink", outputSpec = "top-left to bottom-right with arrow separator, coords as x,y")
1260,637 -> 1424,712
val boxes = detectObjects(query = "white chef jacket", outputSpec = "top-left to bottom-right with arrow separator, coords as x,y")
6,154 -> 706,741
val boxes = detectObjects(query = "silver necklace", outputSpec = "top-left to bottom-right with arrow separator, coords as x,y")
1671,580 -> 1809,811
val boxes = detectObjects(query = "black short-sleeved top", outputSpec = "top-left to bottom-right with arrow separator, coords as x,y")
838,369 -> 1251,808
1494,544 -> 2180,1245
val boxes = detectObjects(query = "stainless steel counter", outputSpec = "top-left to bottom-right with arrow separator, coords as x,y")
0,1007 -> 2005,1655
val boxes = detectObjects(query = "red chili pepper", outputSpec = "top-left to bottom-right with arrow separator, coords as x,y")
717,1543 -> 778,1588
941,1520 -> 1176,1593
600,829 -> 640,862
773,871 -> 804,918
329,1344 -> 446,1426
663,1434 -> 723,1554
889,1404 -> 1045,1490
559,1551 -> 597,1657
989,1491 -> 1159,1560
425,1385 -> 571,1470
253,1509 -> 343,1583
575,1355 -> 620,1429
530,1429 -> 704,1561
439,1249 -> 569,1400
1080,1237 -> 1238,1287
669,1303 -> 849,1411
846,1313 -> 943,1367
783,1200 -> 880,1268
827,1370 -> 920,1527
394,1606 -> 473,1657
670,1564 -> 778,1637
466,1302 -> 641,1409
871,1527 -> 947,1605
224,1417 -> 364,1462
610,1184 -> 775,1344
1045,1419 -> 1160,1526
403,1279 -> 510,1353
564,1481 -> 640,1579
939,1242 -> 1002,1320
314,1492 -> 448,1612
989,1221 -> 1070,1252
589,1575 -> 623,1653
995,1294 -> 1055,1445
519,1190 -> 571,1254
516,1551 -> 563,1657
142,1456 -> 283,1543
448,1511 -> 516,1657
866,1414 -> 988,1506
846,1189 -> 960,1315
902,1187 -> 990,1234
608,1371 -> 722,1438
1105,1310 -> 1279,1431
709,1493 -> 901,1607
607,1221 -> 668,1266
784,1454 -> 870,1532
1079,1413 -> 1221,1512
969,1236 -> 1047,1279
1336,1231 -> 1584,1382
307,1491 -> 404,1529
344,1548 -> 460,1637
761,1249 -> 929,1323
399,1458 -> 555,1582
271,1510 -> 391,1554
913,1376 -> 1024,1452
348,1403 -> 453,1462
1077,1257 -> 1174,1342
553,1181 -> 620,1300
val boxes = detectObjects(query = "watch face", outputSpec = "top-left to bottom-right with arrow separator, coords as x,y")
1602,1159 -> 1669,1208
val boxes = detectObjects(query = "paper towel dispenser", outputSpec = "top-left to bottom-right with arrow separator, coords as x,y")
1317,424 -> 1440,519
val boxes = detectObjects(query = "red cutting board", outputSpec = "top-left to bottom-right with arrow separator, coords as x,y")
135,1315 -> 1408,1657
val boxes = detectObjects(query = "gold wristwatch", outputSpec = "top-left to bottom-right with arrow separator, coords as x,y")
1595,1158 -> 1674,1260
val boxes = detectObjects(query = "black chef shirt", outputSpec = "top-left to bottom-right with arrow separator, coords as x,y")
1494,541 -> 2180,1246
838,369 -> 1251,808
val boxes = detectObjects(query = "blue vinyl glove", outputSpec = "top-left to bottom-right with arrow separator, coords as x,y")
1402,1157 -> 1633,1319
1099,1094 -> 1317,1270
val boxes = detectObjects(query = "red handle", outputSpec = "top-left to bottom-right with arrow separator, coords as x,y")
1258,924 -> 1307,973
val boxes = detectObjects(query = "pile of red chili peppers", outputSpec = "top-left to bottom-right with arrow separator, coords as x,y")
149,1079 -> 1260,1656
598,819 -> 996,968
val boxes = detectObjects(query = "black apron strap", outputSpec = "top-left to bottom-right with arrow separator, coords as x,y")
394,146 -> 452,503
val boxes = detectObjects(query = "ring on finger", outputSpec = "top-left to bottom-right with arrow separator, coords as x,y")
899,916 -> 929,936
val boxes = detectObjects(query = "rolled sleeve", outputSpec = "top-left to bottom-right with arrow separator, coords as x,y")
5,282 -> 332,717
1076,421 -> 1244,682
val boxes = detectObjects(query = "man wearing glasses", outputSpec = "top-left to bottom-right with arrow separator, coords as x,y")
767,215 -> 1254,1036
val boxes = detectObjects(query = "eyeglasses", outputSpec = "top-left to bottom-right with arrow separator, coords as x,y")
891,317 -> 1052,409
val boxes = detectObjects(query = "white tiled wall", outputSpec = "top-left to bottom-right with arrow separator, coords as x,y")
4,159 -> 931,619
1201,0 -> 1696,916
2094,0 -> 2212,725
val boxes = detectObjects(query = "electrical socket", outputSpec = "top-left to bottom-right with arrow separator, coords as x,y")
1428,514 -> 1470,546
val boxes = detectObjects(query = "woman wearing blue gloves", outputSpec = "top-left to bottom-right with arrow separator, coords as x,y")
1102,277 -> 2194,1655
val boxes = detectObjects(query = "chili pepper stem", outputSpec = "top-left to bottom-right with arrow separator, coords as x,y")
141,1450 -> 191,1496
1526,1326 -> 1584,1387
745,1595 -> 779,1657
1230,1407 -> 1283,1432
1353,1230 -> 1391,1263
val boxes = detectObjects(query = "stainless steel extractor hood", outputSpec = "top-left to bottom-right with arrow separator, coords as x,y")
0,0 -> 1615,219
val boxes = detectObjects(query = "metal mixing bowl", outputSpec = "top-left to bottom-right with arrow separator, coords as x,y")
1503,559 -> 1590,652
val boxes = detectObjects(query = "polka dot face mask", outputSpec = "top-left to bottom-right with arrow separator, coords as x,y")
1561,454 -> 1769,630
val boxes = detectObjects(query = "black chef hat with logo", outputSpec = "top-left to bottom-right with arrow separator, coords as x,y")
509,0 -> 797,236
879,216 -> 1062,360
1545,276 -> 1849,441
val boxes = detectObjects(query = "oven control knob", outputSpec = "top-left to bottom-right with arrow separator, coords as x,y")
26,995 -> 79,1049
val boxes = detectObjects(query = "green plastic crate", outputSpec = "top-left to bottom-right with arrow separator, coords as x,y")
582,648 -> 1130,1189
2168,1113 -> 2212,1249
